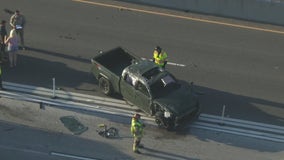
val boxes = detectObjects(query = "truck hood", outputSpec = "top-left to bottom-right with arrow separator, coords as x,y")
154,85 -> 199,116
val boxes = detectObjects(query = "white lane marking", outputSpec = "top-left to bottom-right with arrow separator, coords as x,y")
141,57 -> 186,67
50,152 -> 99,160
167,61 -> 186,67
0,144 -> 48,155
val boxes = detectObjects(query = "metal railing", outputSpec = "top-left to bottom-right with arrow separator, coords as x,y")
192,114 -> 284,143
1,81 -> 284,143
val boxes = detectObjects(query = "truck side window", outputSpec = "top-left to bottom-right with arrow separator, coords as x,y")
136,81 -> 150,97
126,74 -> 132,85
124,74 -> 135,86
124,74 -> 133,85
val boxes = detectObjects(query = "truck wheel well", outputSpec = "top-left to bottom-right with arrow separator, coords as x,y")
98,76 -> 113,96
153,105 -> 175,130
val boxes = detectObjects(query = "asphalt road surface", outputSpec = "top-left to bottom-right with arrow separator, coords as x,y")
0,98 -> 283,160
1,0 -> 284,127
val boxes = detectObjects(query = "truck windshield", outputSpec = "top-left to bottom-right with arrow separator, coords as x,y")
150,74 -> 180,98
142,67 -> 161,80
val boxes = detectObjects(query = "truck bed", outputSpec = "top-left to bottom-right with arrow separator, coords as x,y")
94,47 -> 135,76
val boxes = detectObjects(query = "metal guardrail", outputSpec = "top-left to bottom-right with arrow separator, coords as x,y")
3,81 -> 135,110
192,114 -> 284,143
1,81 -> 284,143
0,81 -> 154,122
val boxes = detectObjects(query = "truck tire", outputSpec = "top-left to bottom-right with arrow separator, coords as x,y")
99,77 -> 112,95
165,120 -> 175,131
155,111 -> 175,130
154,111 -> 164,127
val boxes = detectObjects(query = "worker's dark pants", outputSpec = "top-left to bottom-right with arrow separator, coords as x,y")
133,136 -> 142,151
15,29 -> 24,47
0,43 -> 4,52
0,43 -> 5,60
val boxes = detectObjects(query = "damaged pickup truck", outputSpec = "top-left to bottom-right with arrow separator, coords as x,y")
91,47 -> 200,129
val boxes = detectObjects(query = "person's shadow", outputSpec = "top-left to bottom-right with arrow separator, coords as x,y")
141,146 -> 199,160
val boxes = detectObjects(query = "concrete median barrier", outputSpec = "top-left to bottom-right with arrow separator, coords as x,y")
119,0 -> 284,26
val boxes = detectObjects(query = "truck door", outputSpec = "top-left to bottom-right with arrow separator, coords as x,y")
119,73 -> 136,103
133,81 -> 151,113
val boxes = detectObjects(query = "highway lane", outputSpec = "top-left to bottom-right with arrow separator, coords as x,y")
1,0 -> 284,126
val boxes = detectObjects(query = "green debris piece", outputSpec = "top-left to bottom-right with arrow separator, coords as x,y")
60,116 -> 88,135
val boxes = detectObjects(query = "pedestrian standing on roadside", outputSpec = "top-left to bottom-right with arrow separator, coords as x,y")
10,10 -> 26,49
5,29 -> 18,68
0,20 -> 8,62
131,113 -> 145,154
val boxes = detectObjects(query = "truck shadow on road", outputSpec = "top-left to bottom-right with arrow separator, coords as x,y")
27,47 -> 91,64
194,84 -> 284,126
2,50 -> 98,93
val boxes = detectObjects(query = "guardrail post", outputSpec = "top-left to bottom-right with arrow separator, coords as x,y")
52,78 -> 56,99
40,102 -> 45,110
219,105 -> 226,126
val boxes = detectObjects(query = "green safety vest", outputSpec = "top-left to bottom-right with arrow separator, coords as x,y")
131,118 -> 144,137
153,51 -> 168,67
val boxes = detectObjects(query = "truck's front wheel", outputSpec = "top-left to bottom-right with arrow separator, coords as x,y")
155,111 -> 175,130
99,77 -> 112,95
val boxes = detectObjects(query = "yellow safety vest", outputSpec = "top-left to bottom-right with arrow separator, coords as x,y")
131,118 -> 144,137
0,67 -> 2,76
153,50 -> 168,67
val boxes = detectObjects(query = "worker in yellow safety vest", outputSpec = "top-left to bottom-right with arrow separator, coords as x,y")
130,113 -> 145,154
153,46 -> 168,68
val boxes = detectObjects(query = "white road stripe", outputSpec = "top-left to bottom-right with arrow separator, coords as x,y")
0,144 -> 48,155
167,62 -> 186,67
50,152 -> 99,160
141,57 -> 186,67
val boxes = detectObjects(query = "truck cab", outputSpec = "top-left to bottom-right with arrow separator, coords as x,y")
120,60 -> 158,114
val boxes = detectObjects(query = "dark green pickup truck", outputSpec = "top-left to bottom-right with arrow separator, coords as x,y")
91,47 -> 199,129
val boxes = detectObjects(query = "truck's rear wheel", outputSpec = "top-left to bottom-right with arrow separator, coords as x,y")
154,112 -> 164,127
99,77 -> 112,95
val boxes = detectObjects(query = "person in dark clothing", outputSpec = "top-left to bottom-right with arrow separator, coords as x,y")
0,20 -> 8,62
0,65 -> 3,90
10,10 -> 26,49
